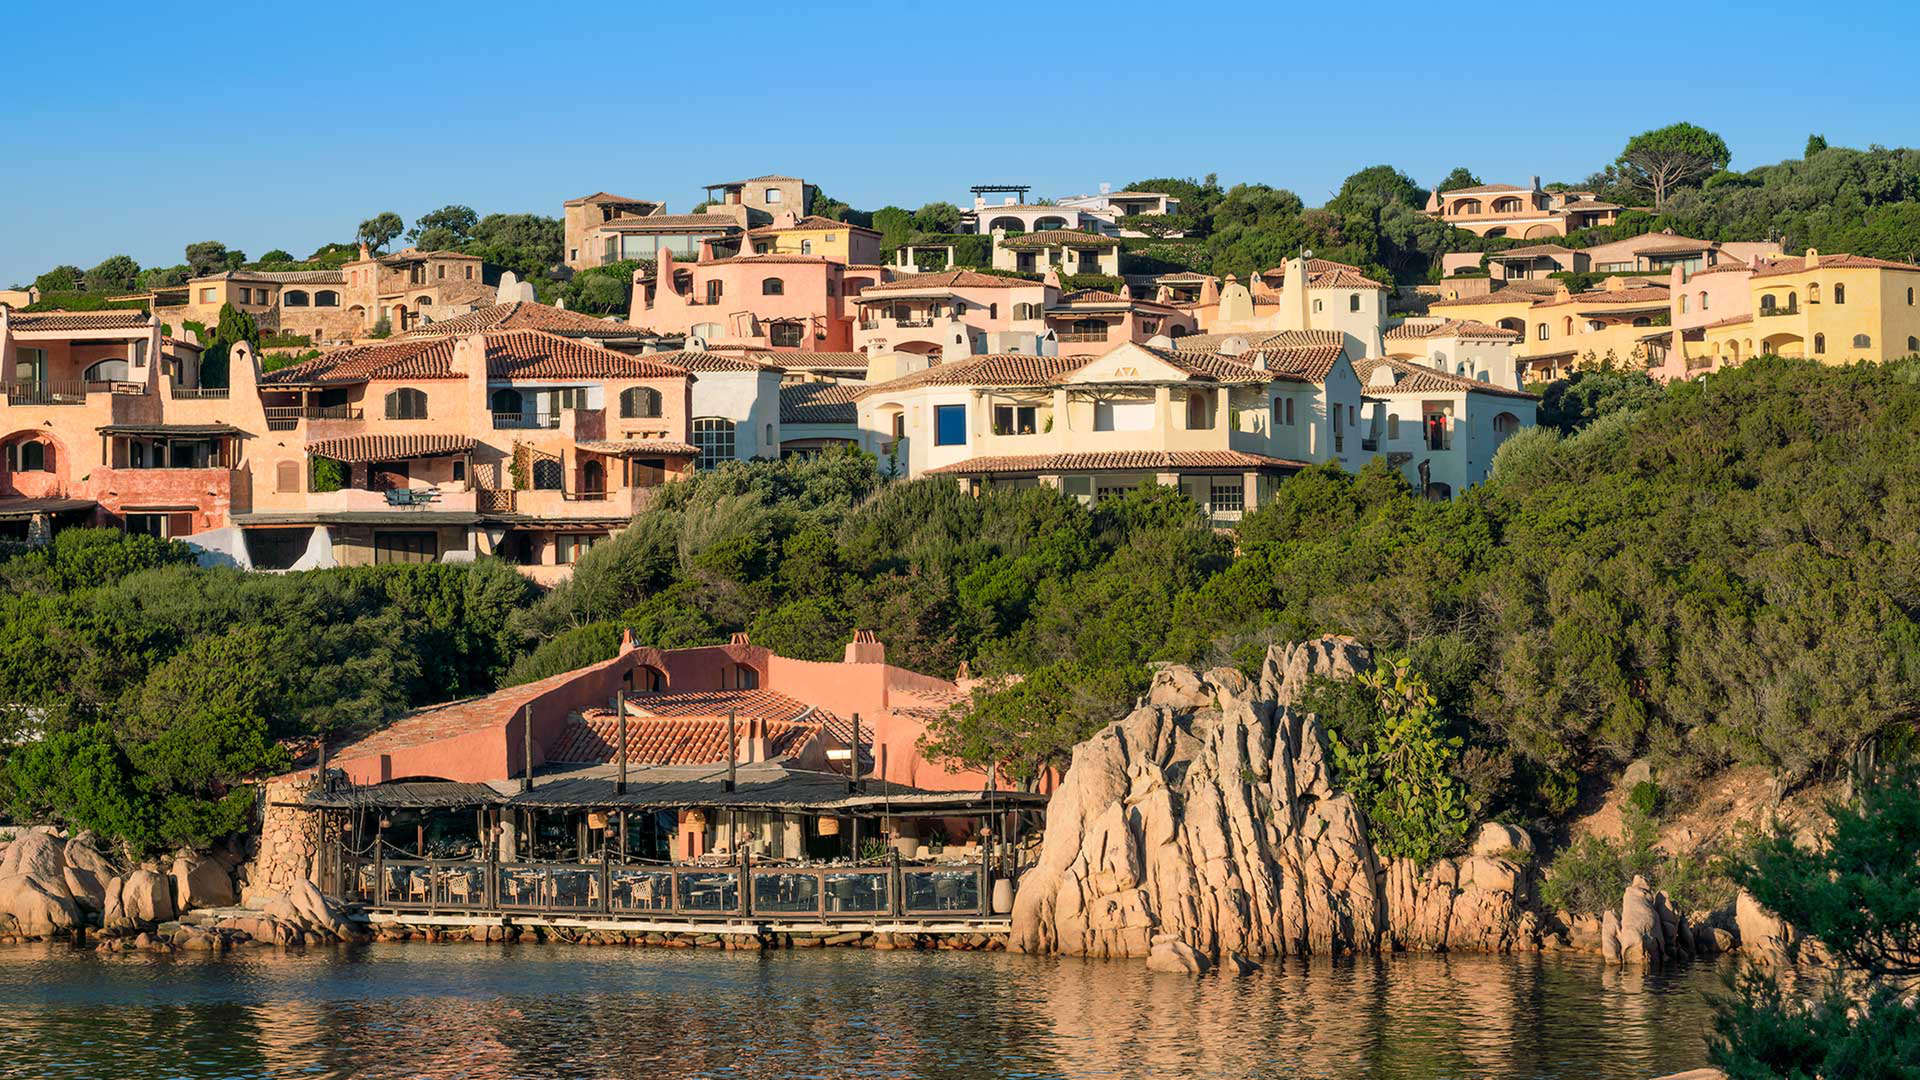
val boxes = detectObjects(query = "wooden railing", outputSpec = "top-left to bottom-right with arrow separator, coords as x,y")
4,379 -> 90,406
170,386 -> 229,399
264,404 -> 361,430
337,850 -> 993,922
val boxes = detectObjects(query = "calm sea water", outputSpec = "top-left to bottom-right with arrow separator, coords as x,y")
0,943 -> 1729,1080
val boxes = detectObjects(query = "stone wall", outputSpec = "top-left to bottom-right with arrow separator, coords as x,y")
241,775 -> 323,906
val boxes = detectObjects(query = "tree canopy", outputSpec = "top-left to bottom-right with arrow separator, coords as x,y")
355,211 -> 405,254
1618,122 -> 1733,208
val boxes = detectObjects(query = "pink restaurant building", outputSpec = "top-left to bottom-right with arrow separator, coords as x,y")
630,246 -> 883,355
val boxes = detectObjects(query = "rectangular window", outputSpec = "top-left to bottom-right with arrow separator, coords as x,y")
706,280 -> 723,304
764,188 -> 782,203
1209,479 -> 1244,514
373,531 -> 437,564
557,533 -> 599,564
466,266 -> 474,280
1061,476 -> 1093,504
933,404 -> 967,446
801,239 -> 812,255
991,404 -> 1037,435
1185,392 -> 1212,430
1388,415 -> 1401,440
437,266 -> 445,280
200,288 -> 215,303
1093,400 -> 1153,431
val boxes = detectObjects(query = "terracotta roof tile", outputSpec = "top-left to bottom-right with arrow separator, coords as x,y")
853,353 -> 1084,398
999,229 -> 1121,249
1353,357 -> 1538,400
1442,184 -> 1528,196
781,381 -> 861,424
927,450 -> 1310,476
1385,319 -> 1520,342
306,432 -> 476,463
643,350 -> 780,373
702,253 -> 834,265
547,687 -> 833,766
748,215 -> 879,236
1429,288 -> 1551,309
261,338 -> 459,384
575,439 -> 700,457
328,656 -> 633,764
593,213 -> 741,232
413,301 -> 640,338
748,351 -> 867,371
863,269 -> 1045,292
1750,253 -> 1920,278
485,330 -> 690,380
6,309 -> 151,331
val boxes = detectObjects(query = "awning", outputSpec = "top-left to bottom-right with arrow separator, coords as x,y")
575,440 -> 699,457
0,497 -> 96,520
307,433 -> 476,464
98,423 -> 247,437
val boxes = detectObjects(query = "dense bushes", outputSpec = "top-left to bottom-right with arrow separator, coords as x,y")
6,356 -> 1918,860
0,534 -> 534,852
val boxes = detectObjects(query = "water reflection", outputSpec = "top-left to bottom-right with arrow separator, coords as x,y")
0,944 -> 1726,1080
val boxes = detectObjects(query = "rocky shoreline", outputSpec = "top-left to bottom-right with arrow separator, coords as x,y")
1008,637 -> 1786,977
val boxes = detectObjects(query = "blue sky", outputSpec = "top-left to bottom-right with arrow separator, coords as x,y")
5,0 -> 1916,287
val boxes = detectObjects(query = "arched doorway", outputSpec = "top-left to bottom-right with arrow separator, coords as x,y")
580,459 -> 605,495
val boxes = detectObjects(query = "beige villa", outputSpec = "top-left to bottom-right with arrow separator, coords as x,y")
155,244 -> 493,342
991,229 -> 1122,277
1424,178 -> 1625,239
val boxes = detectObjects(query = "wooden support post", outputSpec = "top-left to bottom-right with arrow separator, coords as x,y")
725,709 -> 737,794
314,737 -> 329,793
614,691 -> 628,796
520,704 -> 533,794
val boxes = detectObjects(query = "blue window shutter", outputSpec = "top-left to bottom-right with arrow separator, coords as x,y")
934,404 -> 967,446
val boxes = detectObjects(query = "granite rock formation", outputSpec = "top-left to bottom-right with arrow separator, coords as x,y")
1011,637 -> 1536,963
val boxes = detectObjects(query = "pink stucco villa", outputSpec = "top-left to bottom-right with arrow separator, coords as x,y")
631,246 -> 880,355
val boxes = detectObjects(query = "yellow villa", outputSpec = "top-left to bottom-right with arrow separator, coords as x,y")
1693,250 -> 1920,366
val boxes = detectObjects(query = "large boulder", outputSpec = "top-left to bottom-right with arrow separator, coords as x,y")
170,855 -> 236,911
62,834 -> 115,912
1617,876 -> 1664,965
1470,822 -> 1532,859
258,877 -> 360,942
0,873 -> 81,937
113,868 -> 176,928
1145,935 -> 1209,974
0,830 -> 70,891
1735,889 -> 1795,959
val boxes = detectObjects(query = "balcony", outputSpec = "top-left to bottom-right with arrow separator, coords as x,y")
264,405 -> 362,431
5,379 -> 91,406
304,487 -> 478,513
1055,331 -> 1109,344
493,411 -> 562,430
170,387 -> 229,400
1758,304 -> 1799,319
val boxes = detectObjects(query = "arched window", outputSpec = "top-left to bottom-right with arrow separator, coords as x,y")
1760,294 -> 1776,313
1909,288 -> 1915,306
1563,317 -> 1574,335
384,387 -> 428,419
284,290 -> 310,307
1348,294 -> 1361,312
620,386 -> 662,418
1492,412 -> 1520,436
1834,284 -> 1846,304
1814,333 -> 1826,354
761,278 -> 784,296
275,460 -> 300,493
83,358 -> 130,383
1454,199 -> 1483,215
1484,227 -> 1506,238
580,460 -> 605,494
1699,291 -> 1709,311
315,290 -> 340,307
989,303 -> 998,319
1853,333 -> 1871,348
1678,295 -> 1688,314
1809,283 -> 1821,304
1492,197 -> 1523,213
1908,336 -> 1918,352
1632,316 -> 1652,327
18,440 -> 49,472
490,388 -> 523,416
414,295 -> 431,307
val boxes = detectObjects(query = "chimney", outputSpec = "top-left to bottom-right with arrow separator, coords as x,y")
1804,247 -> 1820,269
1281,255 -> 1311,331
619,627 -> 636,654
844,628 -> 886,665
1531,175 -> 1541,191
1099,182 -> 1111,195
737,714 -> 769,763
358,241 -> 371,260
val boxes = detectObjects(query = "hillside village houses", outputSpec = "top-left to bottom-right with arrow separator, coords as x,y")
16,166 -> 1920,572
